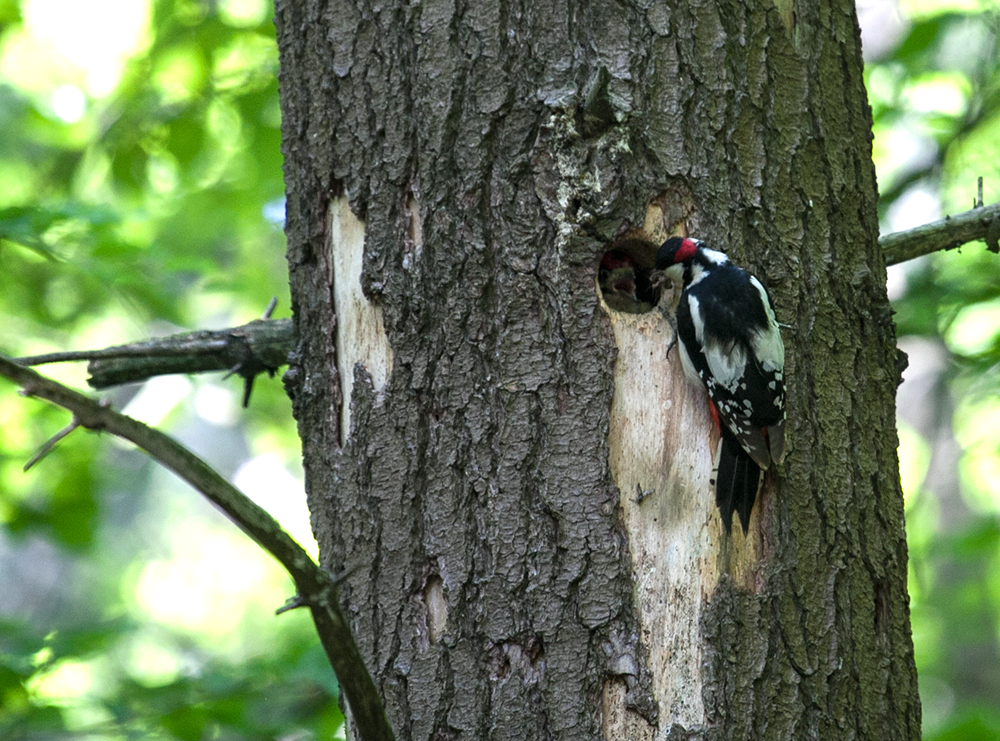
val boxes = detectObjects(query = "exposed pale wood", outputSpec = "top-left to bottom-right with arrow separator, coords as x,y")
602,678 -> 655,741
602,280 -> 770,737
329,198 -> 394,444
605,301 -> 716,730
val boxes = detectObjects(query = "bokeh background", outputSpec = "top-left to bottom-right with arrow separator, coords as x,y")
1,0 -> 998,738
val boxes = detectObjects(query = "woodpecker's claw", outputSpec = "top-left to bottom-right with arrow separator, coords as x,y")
665,330 -> 678,361
664,310 -> 679,360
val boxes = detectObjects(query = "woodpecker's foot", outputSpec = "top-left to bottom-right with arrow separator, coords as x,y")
665,331 -> 678,361
661,307 -> 679,360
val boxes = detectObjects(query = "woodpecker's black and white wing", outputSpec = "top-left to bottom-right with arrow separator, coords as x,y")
747,275 -> 786,466
682,268 -> 785,470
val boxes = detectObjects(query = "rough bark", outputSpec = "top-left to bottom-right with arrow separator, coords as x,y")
274,0 -> 921,739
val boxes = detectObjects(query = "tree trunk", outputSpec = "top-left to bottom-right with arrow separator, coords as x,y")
274,0 -> 921,738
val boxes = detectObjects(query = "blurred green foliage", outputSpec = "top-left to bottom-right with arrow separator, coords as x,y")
0,0 -> 340,738
2,0 -> 1000,738
866,1 -> 1000,738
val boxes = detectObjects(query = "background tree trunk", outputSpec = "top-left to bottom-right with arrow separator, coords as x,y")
274,0 -> 921,738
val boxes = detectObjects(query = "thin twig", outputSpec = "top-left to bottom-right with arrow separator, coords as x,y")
276,595 -> 306,615
634,483 -> 654,504
24,417 -> 81,471
881,199 -> 1000,266
262,297 -> 278,320
0,356 -> 394,741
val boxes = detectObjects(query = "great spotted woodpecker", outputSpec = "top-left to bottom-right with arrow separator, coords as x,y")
655,237 -> 785,534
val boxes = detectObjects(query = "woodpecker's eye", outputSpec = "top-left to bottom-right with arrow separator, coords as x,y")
597,237 -> 659,314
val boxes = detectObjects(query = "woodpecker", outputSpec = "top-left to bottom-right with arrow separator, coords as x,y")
655,236 -> 785,534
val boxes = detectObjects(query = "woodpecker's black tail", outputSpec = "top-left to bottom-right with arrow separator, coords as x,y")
712,430 -> 761,534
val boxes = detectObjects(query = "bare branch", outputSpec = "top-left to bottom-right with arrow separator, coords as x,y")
881,200 -> 1000,266
17,339 -> 231,366
0,356 -> 394,741
17,318 -> 294,391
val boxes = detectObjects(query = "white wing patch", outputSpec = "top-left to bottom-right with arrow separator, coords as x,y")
749,276 -> 784,372
677,337 -> 701,385
688,294 -> 706,344
705,339 -> 747,392
688,263 -> 708,286
689,294 -> 748,392
678,295 -> 703,385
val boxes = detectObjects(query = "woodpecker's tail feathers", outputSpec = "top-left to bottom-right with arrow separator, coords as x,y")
767,419 -> 786,466
722,415 -> 786,470
711,432 -> 762,535
728,422 -> 773,471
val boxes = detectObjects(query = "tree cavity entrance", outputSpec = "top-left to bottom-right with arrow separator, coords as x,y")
597,237 -> 660,315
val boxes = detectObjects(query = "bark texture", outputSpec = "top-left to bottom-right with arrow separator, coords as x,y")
274,0 -> 921,738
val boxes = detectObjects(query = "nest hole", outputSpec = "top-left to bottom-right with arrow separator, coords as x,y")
598,237 -> 661,314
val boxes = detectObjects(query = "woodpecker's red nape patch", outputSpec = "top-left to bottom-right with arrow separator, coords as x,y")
675,238 -> 698,263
